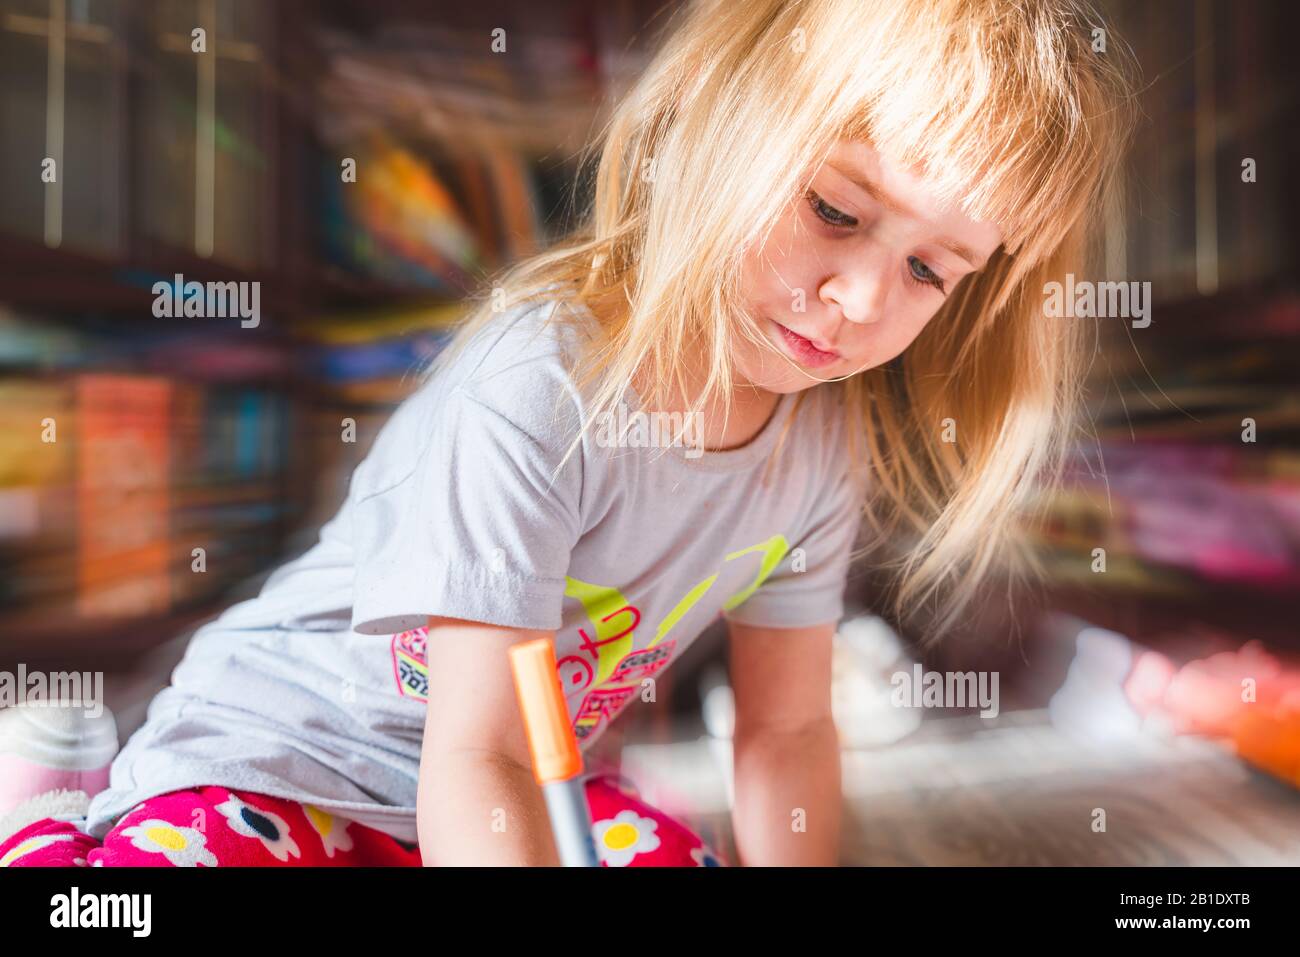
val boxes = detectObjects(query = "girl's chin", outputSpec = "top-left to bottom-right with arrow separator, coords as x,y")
738,366 -> 834,394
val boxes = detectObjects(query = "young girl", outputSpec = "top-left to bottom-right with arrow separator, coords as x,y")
0,0 -> 1135,867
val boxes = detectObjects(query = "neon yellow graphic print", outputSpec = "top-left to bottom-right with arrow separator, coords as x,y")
386,534 -> 792,743
561,534 -> 789,740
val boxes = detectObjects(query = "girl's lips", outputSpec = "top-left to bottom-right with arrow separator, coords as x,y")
774,321 -> 840,368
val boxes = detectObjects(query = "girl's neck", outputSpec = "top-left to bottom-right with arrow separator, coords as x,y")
698,384 -> 783,452
632,363 -> 783,453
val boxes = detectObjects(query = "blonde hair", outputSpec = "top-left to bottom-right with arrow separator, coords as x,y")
425,0 -> 1140,638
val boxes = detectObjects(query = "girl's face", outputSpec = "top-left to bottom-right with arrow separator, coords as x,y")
733,141 -> 1003,393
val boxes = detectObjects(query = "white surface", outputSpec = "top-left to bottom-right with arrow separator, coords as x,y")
621,709 -> 1300,865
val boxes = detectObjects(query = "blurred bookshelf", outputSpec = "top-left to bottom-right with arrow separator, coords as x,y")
952,0 -> 1300,663
0,0 -> 671,667
2,0 -> 1295,678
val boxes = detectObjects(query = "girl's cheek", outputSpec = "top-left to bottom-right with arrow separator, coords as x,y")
897,306 -> 942,350
863,308 -> 922,360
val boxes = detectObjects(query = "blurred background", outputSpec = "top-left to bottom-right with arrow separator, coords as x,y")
1,0 -> 1297,864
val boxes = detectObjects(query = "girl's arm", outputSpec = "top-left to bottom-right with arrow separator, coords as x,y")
416,615 -> 562,866
727,620 -> 842,867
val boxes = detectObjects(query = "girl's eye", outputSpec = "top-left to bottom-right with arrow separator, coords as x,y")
907,255 -> 946,295
805,189 -> 857,229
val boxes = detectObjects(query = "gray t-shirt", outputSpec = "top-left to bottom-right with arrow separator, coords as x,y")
85,293 -> 863,843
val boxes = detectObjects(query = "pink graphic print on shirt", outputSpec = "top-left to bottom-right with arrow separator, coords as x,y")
389,533 -> 790,742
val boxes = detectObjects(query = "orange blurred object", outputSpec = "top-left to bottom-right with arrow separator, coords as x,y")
1124,640 -> 1300,787
1234,706 -> 1300,785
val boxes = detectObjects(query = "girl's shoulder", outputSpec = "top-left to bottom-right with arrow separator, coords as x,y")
453,293 -> 594,384
433,292 -> 599,447
348,293 -> 596,503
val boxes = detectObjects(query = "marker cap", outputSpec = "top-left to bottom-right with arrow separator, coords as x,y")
508,638 -> 583,785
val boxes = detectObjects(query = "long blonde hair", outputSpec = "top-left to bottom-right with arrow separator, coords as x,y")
425,0 -> 1140,637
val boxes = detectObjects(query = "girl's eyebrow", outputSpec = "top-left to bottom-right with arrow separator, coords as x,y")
828,162 -> 985,269
935,238 -> 983,270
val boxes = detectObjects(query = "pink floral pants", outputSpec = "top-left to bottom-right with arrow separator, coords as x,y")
0,774 -> 725,868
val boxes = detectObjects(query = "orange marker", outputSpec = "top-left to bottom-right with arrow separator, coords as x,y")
508,638 -> 600,867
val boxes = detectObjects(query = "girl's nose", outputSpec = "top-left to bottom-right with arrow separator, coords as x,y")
818,259 -> 888,325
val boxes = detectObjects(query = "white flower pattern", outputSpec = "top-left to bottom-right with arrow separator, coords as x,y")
215,795 -> 301,862
592,810 -> 661,867
301,804 -> 354,858
0,832 -> 80,867
119,820 -> 219,867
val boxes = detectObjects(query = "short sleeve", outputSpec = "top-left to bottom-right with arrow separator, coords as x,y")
722,428 -> 864,630
350,386 -> 584,635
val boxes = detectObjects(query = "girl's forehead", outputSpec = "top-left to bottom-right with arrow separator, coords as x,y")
823,139 -> 1004,256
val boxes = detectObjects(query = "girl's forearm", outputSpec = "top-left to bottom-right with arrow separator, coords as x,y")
417,749 -> 561,866
731,718 -> 841,866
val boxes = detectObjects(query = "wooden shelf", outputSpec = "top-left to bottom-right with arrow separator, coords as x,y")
0,597 -> 233,672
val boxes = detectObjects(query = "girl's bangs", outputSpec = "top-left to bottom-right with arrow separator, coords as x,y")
826,0 -> 1127,265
